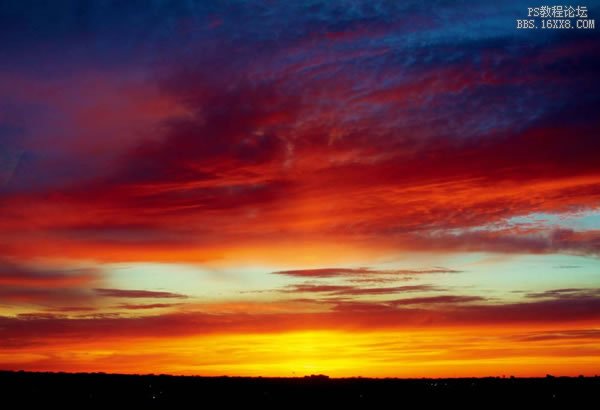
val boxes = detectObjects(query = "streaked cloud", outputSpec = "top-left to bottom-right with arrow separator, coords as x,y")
94,289 -> 188,299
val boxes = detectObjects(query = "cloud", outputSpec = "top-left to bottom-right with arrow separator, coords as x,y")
1,29 -> 599,261
44,306 -> 97,313
279,284 -> 353,293
525,288 -> 600,299
94,289 -> 188,299
272,268 -> 371,278
115,303 -> 183,310
406,229 -> 600,256
0,260 -> 100,288
0,260 -> 101,307
3,291 -> 600,349
389,295 -> 486,306
454,297 -> 600,325
280,283 -> 439,296
272,267 -> 461,278
16,313 -> 66,320
330,295 -> 487,311
2,274 -> 600,358
512,329 -> 600,343
0,288 -> 94,306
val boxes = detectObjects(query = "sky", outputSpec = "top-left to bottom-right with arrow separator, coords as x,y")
1,0 -> 600,377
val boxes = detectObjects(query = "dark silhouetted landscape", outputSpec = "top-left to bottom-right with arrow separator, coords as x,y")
1,371 -> 599,406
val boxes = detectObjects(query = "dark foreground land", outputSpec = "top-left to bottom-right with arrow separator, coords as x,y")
1,371 -> 599,406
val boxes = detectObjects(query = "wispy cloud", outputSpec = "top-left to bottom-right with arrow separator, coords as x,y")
94,289 -> 188,299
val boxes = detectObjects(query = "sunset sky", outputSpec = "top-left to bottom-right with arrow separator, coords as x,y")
1,1 -> 600,377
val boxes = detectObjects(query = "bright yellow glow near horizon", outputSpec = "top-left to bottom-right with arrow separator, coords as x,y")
5,325 -> 600,377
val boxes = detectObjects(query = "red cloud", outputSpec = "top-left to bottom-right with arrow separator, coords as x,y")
0,260 -> 100,288
0,33 -> 598,265
3,290 -> 600,348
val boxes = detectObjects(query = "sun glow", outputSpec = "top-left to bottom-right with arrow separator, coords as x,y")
5,325 -> 599,377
